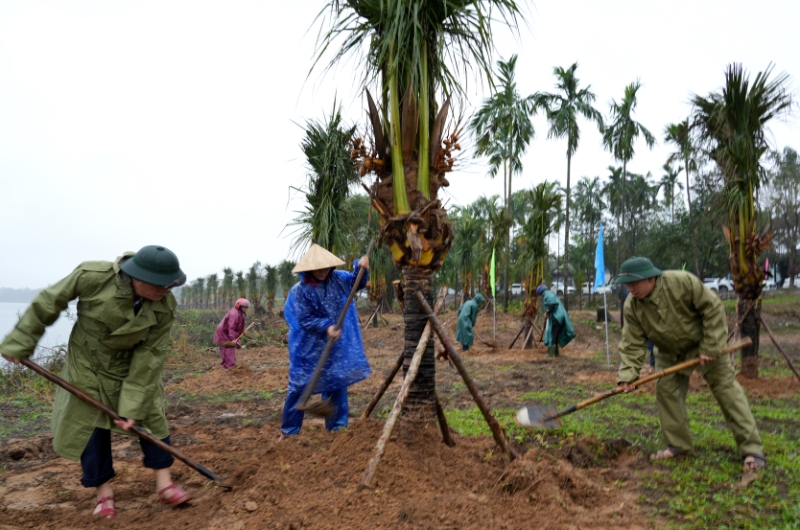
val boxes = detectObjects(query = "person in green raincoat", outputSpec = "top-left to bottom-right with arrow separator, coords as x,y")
0,246 -> 193,519
615,257 -> 765,471
455,293 -> 486,351
536,284 -> 575,357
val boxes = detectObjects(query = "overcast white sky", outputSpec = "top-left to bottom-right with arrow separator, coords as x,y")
1,0 -> 798,289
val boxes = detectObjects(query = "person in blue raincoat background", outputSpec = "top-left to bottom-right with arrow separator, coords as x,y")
279,244 -> 372,440
537,284 -> 576,357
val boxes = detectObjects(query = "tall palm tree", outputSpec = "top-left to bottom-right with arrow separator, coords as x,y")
314,0 -> 524,411
659,162 -> 683,222
289,102 -> 360,256
221,267 -> 234,308
451,213 -> 483,298
206,273 -> 220,309
470,54 -> 536,311
278,260 -> 296,304
534,63 -> 603,310
572,176 -> 605,265
691,63 -> 792,378
601,165 -> 625,270
602,81 -> 655,259
664,119 -> 700,274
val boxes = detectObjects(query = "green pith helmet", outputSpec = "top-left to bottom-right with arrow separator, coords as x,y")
615,257 -> 663,284
120,245 -> 186,288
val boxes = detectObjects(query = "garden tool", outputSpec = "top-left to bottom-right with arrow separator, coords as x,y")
516,337 -> 753,429
296,238 -> 376,418
19,358 -> 232,490
473,331 -> 497,349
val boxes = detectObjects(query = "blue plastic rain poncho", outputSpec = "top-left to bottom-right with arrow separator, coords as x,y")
542,289 -> 575,347
284,261 -> 372,394
455,293 -> 486,347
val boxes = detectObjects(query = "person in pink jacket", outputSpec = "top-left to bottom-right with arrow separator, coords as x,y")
214,298 -> 249,368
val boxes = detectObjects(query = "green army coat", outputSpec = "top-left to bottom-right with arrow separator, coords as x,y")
456,294 -> 485,346
542,290 -> 575,347
617,271 -> 727,384
0,254 -> 176,461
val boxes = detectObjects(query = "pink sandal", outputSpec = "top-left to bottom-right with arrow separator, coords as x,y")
158,483 -> 193,507
94,496 -> 116,519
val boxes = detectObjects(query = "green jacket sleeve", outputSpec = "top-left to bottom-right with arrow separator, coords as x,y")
116,301 -> 175,421
687,274 -> 727,357
617,297 -> 648,384
0,267 -> 83,359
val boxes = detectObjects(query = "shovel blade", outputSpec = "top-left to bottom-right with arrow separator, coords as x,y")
515,406 -> 561,429
297,398 -> 336,419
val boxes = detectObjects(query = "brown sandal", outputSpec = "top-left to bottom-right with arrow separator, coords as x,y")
158,483 -> 193,507
94,496 -> 116,519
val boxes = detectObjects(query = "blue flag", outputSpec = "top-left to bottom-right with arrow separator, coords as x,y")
594,223 -> 605,290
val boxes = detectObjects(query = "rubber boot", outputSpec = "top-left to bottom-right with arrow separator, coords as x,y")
547,345 -> 559,357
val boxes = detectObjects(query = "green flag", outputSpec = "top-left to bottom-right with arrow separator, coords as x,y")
490,247 -> 496,296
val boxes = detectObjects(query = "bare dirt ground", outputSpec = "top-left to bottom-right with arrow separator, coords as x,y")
1,305 -> 798,530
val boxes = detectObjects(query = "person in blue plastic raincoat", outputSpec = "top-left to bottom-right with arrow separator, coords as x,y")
537,284 -> 575,357
455,293 -> 486,351
279,244 -> 372,440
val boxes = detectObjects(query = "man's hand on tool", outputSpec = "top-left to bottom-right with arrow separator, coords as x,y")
327,326 -> 342,341
618,382 -> 636,394
357,255 -> 370,270
698,352 -> 715,365
114,418 -> 137,432
1,353 -> 20,364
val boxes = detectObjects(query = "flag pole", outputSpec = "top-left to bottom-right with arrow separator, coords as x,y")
602,289 -> 610,369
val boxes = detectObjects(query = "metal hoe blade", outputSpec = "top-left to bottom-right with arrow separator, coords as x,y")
515,406 -> 562,429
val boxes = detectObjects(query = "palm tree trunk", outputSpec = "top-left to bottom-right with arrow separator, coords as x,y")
621,159 -> 627,260
738,297 -> 761,379
401,267 -> 436,413
685,157 -> 700,276
503,134 -> 514,313
563,150 -> 572,311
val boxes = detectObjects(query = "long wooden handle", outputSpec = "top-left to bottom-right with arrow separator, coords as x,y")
546,337 -> 753,421
236,321 -> 256,342
298,238 -> 376,407
20,358 -> 231,488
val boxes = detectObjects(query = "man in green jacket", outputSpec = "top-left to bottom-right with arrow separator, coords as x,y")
456,293 -> 486,351
1,246 -> 193,519
536,284 -> 575,357
615,257 -> 765,470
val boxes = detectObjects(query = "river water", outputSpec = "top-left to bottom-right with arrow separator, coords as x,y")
0,302 -> 77,366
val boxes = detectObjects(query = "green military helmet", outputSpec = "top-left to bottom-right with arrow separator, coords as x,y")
120,245 -> 187,288
615,257 -> 663,284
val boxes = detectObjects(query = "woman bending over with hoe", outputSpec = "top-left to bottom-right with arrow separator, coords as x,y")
279,244 -> 372,440
1,246 -> 192,519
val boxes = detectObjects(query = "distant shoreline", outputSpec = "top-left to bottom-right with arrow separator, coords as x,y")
0,288 -> 41,304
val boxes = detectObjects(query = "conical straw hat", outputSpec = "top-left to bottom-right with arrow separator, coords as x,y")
293,244 -> 346,273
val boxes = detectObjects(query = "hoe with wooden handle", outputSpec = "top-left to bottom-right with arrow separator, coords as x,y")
516,337 -> 753,429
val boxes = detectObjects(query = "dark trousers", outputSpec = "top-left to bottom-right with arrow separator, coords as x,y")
80,428 -> 174,488
280,386 -> 349,436
549,317 -> 562,345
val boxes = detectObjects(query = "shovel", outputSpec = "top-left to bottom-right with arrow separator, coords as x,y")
296,238 -> 376,418
19,358 -> 232,489
516,337 -> 753,429
473,331 -> 497,349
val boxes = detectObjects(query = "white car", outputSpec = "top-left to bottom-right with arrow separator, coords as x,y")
781,276 -> 800,288
510,283 -> 525,295
717,278 -> 734,292
703,278 -> 720,291
593,284 -> 613,295
763,278 -> 777,291
551,282 -> 575,297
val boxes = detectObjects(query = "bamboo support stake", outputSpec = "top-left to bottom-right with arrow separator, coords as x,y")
760,317 -> 800,384
360,351 -> 404,421
361,287 -> 447,488
415,291 -> 521,461
363,306 -> 380,330
507,324 -> 526,349
434,391 -> 455,447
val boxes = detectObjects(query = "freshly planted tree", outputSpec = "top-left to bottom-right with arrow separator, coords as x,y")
664,120 -> 700,274
602,81 -> 655,259
194,278 -> 205,309
314,0 -> 524,411
235,271 -> 246,299
246,264 -> 263,313
263,265 -> 278,312
470,54 -> 536,312
278,260 -> 296,303
206,273 -> 219,309
534,63 -> 603,310
691,63 -> 792,378
222,267 -> 234,308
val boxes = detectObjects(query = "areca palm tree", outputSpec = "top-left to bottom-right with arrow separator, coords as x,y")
206,273 -> 219,309
314,0 -> 524,411
289,102 -> 359,256
264,265 -> 278,312
602,81 -> 655,258
692,63 -> 792,378
664,119 -> 700,274
194,278 -> 205,309
572,176 -> 605,265
534,63 -> 603,310
221,267 -> 234,308
659,163 -> 683,222
277,260 -> 296,304
470,54 -> 536,312
235,271 -> 246,299
601,165 -> 625,270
